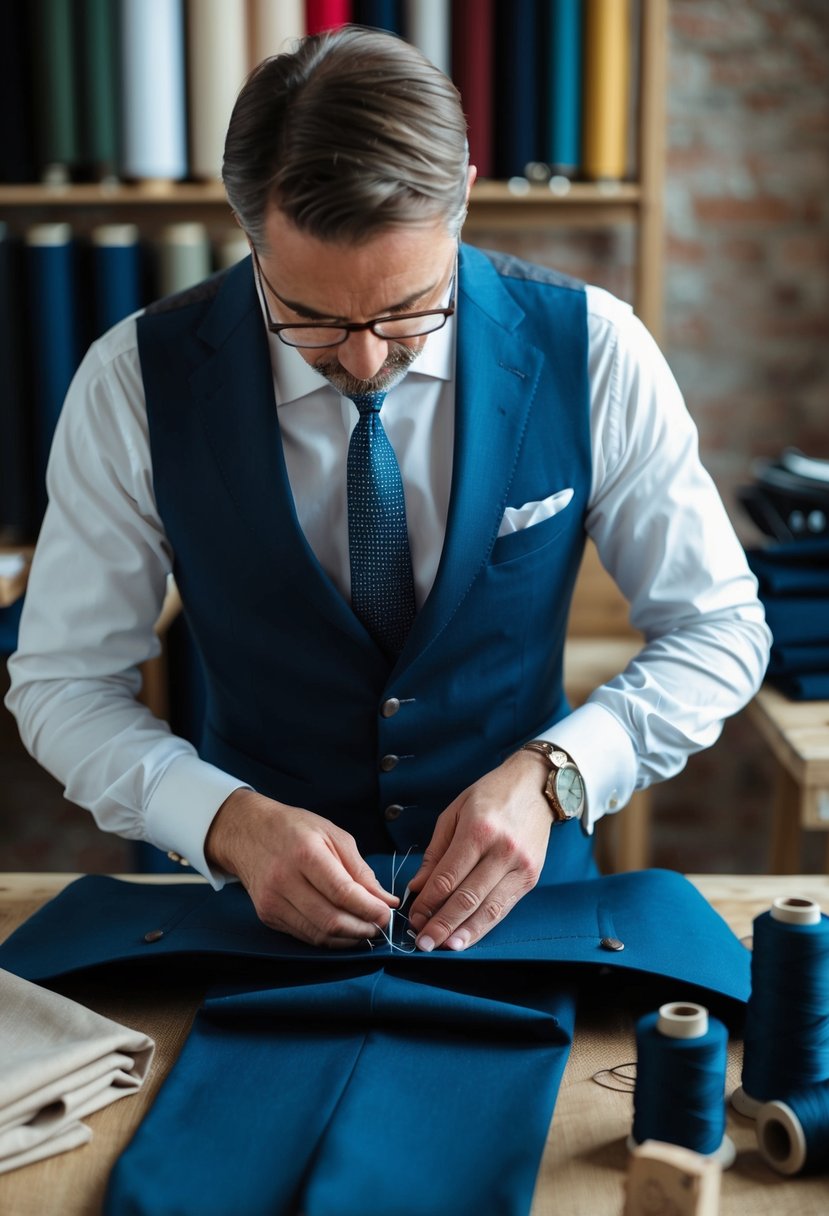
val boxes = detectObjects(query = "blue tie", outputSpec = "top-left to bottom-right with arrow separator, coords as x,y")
346,390 -> 416,656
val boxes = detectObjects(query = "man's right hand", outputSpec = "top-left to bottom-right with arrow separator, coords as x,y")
204,788 -> 398,947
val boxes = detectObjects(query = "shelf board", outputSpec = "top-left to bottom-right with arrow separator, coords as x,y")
0,179 -> 641,210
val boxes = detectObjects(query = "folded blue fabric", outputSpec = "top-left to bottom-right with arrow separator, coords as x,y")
769,642 -> 829,676
760,596 -> 829,646
769,671 -> 829,701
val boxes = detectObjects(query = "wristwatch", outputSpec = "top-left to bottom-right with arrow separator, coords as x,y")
521,740 -> 586,824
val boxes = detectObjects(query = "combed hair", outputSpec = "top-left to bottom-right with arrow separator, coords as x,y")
223,26 -> 470,248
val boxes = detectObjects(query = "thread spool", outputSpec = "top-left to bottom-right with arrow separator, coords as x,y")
756,1080 -> 829,1175
631,1002 -> 734,1168
732,896 -> 829,1118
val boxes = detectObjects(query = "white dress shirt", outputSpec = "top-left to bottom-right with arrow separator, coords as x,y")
5,275 -> 771,883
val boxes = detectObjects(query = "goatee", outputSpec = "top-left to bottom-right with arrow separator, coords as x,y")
313,343 -> 420,397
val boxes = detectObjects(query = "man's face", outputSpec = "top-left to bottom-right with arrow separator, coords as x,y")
255,208 -> 457,396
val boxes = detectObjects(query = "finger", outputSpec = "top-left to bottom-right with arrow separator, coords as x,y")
437,878 -> 526,952
265,875 -> 388,945
412,851 -> 509,950
306,845 -> 396,928
406,810 -> 461,920
334,838 -> 399,906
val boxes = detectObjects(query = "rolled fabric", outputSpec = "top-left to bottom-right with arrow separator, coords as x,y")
0,968 -> 154,1175
119,0 -> 187,180
248,0 -> 304,64
187,0 -> 248,180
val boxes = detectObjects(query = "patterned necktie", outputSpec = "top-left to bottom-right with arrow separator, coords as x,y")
346,390 -> 416,656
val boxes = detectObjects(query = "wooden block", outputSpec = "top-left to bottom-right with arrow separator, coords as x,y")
623,1140 -> 721,1216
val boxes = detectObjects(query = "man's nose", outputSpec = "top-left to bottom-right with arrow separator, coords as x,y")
336,329 -> 390,382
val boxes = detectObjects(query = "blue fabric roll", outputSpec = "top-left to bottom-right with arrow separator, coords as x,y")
354,0 -> 402,32
541,0 -> 583,172
92,234 -> 142,336
26,229 -> 81,522
494,0 -> 541,178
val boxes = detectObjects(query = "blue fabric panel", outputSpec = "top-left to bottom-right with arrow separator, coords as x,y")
104,965 -> 575,1216
0,863 -> 751,1006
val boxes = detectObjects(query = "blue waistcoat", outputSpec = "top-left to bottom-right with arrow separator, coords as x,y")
137,243 -> 591,855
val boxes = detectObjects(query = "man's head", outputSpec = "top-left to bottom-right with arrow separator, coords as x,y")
223,25 -> 471,251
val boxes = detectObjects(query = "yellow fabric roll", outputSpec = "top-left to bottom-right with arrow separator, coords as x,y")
582,0 -> 632,181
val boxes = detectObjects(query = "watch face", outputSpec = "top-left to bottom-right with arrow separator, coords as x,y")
555,764 -> 585,816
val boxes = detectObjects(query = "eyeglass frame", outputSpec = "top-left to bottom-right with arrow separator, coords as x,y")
251,247 -> 457,349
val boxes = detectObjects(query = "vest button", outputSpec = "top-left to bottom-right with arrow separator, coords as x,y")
380,754 -> 399,772
600,936 -> 625,952
384,804 -> 404,821
381,697 -> 401,718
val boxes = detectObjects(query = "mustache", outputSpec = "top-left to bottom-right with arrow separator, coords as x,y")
313,343 -> 419,397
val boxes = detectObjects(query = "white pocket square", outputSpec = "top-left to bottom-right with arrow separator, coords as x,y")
497,488 -> 574,537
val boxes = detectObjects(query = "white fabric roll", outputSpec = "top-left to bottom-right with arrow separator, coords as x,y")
157,222 -> 213,296
0,969 -> 155,1175
403,0 -> 451,76
248,0 -> 305,66
188,0 -> 249,180
119,0 -> 188,180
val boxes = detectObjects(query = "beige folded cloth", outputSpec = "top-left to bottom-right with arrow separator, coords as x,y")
0,968 -> 155,1174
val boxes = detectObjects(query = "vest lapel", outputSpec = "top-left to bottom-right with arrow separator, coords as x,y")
399,245 -> 546,665
187,259 -> 374,652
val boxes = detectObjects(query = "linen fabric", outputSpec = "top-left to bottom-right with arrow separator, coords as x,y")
0,968 -> 154,1175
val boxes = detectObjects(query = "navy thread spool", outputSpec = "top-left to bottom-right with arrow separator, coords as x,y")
732,896 -> 829,1118
631,1002 -> 735,1168
756,1080 -> 829,1175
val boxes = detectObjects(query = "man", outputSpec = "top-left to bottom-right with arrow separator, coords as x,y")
7,28 -> 769,956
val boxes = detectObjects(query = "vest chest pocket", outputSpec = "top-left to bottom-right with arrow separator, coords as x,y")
489,499 -> 576,567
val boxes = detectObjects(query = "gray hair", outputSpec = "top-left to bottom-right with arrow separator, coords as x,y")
223,26 -> 470,249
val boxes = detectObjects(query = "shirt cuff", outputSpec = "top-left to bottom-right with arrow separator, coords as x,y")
144,754 -> 251,889
537,701 -> 638,834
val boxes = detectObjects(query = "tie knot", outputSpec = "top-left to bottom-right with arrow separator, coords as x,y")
348,390 -> 387,416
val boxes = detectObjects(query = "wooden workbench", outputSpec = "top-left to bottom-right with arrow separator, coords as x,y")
1,872 -> 827,1215
747,686 -> 829,872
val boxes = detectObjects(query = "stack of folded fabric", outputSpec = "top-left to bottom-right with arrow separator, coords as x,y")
745,535 -> 829,701
741,449 -> 829,701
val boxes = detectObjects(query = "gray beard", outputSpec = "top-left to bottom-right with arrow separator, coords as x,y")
313,342 -> 420,397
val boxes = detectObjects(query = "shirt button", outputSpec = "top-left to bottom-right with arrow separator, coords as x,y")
380,754 -> 399,772
381,697 -> 401,718
384,804 -> 404,821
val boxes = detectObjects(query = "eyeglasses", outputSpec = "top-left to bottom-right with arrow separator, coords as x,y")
252,248 -> 456,349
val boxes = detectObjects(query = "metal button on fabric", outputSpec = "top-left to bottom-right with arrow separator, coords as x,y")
381,697 -> 401,718
600,936 -> 625,952
380,754 -> 399,772
384,804 -> 404,821
143,929 -> 165,944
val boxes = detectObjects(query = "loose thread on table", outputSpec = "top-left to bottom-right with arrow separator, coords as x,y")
741,907 -> 829,1104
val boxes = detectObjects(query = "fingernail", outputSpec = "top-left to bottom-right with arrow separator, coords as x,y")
409,911 -> 426,931
417,935 -> 435,953
446,934 -> 467,952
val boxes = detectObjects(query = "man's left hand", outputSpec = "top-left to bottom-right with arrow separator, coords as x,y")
405,749 -> 552,952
